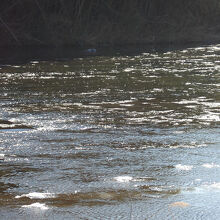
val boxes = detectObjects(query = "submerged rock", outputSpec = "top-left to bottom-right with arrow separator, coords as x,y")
169,201 -> 190,207
0,120 -> 13,125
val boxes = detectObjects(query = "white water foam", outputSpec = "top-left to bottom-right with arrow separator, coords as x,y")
124,68 -> 135,72
113,176 -> 133,182
0,154 -> 5,160
209,183 -> 220,189
175,164 -> 193,171
22,203 -> 48,210
191,182 -> 220,194
16,192 -> 55,199
169,144 -> 195,149
202,163 -> 220,168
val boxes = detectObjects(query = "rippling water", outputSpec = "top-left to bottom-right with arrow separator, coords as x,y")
0,44 -> 220,219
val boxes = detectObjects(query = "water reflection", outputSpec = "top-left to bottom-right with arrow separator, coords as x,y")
0,44 -> 220,219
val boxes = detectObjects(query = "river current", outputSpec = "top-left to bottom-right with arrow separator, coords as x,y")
0,44 -> 220,219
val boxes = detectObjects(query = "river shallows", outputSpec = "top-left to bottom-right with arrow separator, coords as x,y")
0,44 -> 220,219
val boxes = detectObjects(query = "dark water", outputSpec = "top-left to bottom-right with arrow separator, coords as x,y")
0,44 -> 220,219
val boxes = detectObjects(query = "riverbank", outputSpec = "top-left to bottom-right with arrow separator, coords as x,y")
1,0 -> 220,47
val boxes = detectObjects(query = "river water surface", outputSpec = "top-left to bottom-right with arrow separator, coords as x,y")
0,44 -> 220,219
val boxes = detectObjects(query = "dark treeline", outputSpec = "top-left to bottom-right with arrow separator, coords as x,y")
1,0 -> 220,47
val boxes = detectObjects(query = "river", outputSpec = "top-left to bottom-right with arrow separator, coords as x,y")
0,44 -> 220,219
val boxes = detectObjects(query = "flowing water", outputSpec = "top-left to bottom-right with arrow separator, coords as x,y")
0,44 -> 220,219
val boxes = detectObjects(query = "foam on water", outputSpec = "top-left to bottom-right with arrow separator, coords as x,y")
169,144 -> 195,149
124,68 -> 135,72
209,183 -> 220,189
0,154 -> 5,160
113,176 -> 133,182
30,61 -> 39,64
16,192 -> 55,199
4,156 -> 29,162
202,163 -> 220,168
22,203 -> 49,210
175,164 -> 193,171
191,182 -> 220,194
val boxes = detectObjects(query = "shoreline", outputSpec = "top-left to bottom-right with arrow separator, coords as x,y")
1,1 -> 220,48
1,30 -> 220,49
1,38 -> 220,65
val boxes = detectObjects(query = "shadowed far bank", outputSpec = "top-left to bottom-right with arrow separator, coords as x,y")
1,0 -> 220,47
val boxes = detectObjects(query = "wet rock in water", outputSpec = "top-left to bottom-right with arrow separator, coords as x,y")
0,154 -> 5,160
0,120 -> 13,125
169,201 -> 190,207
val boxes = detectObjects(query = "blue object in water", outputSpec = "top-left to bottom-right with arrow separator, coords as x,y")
87,48 -> 96,53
